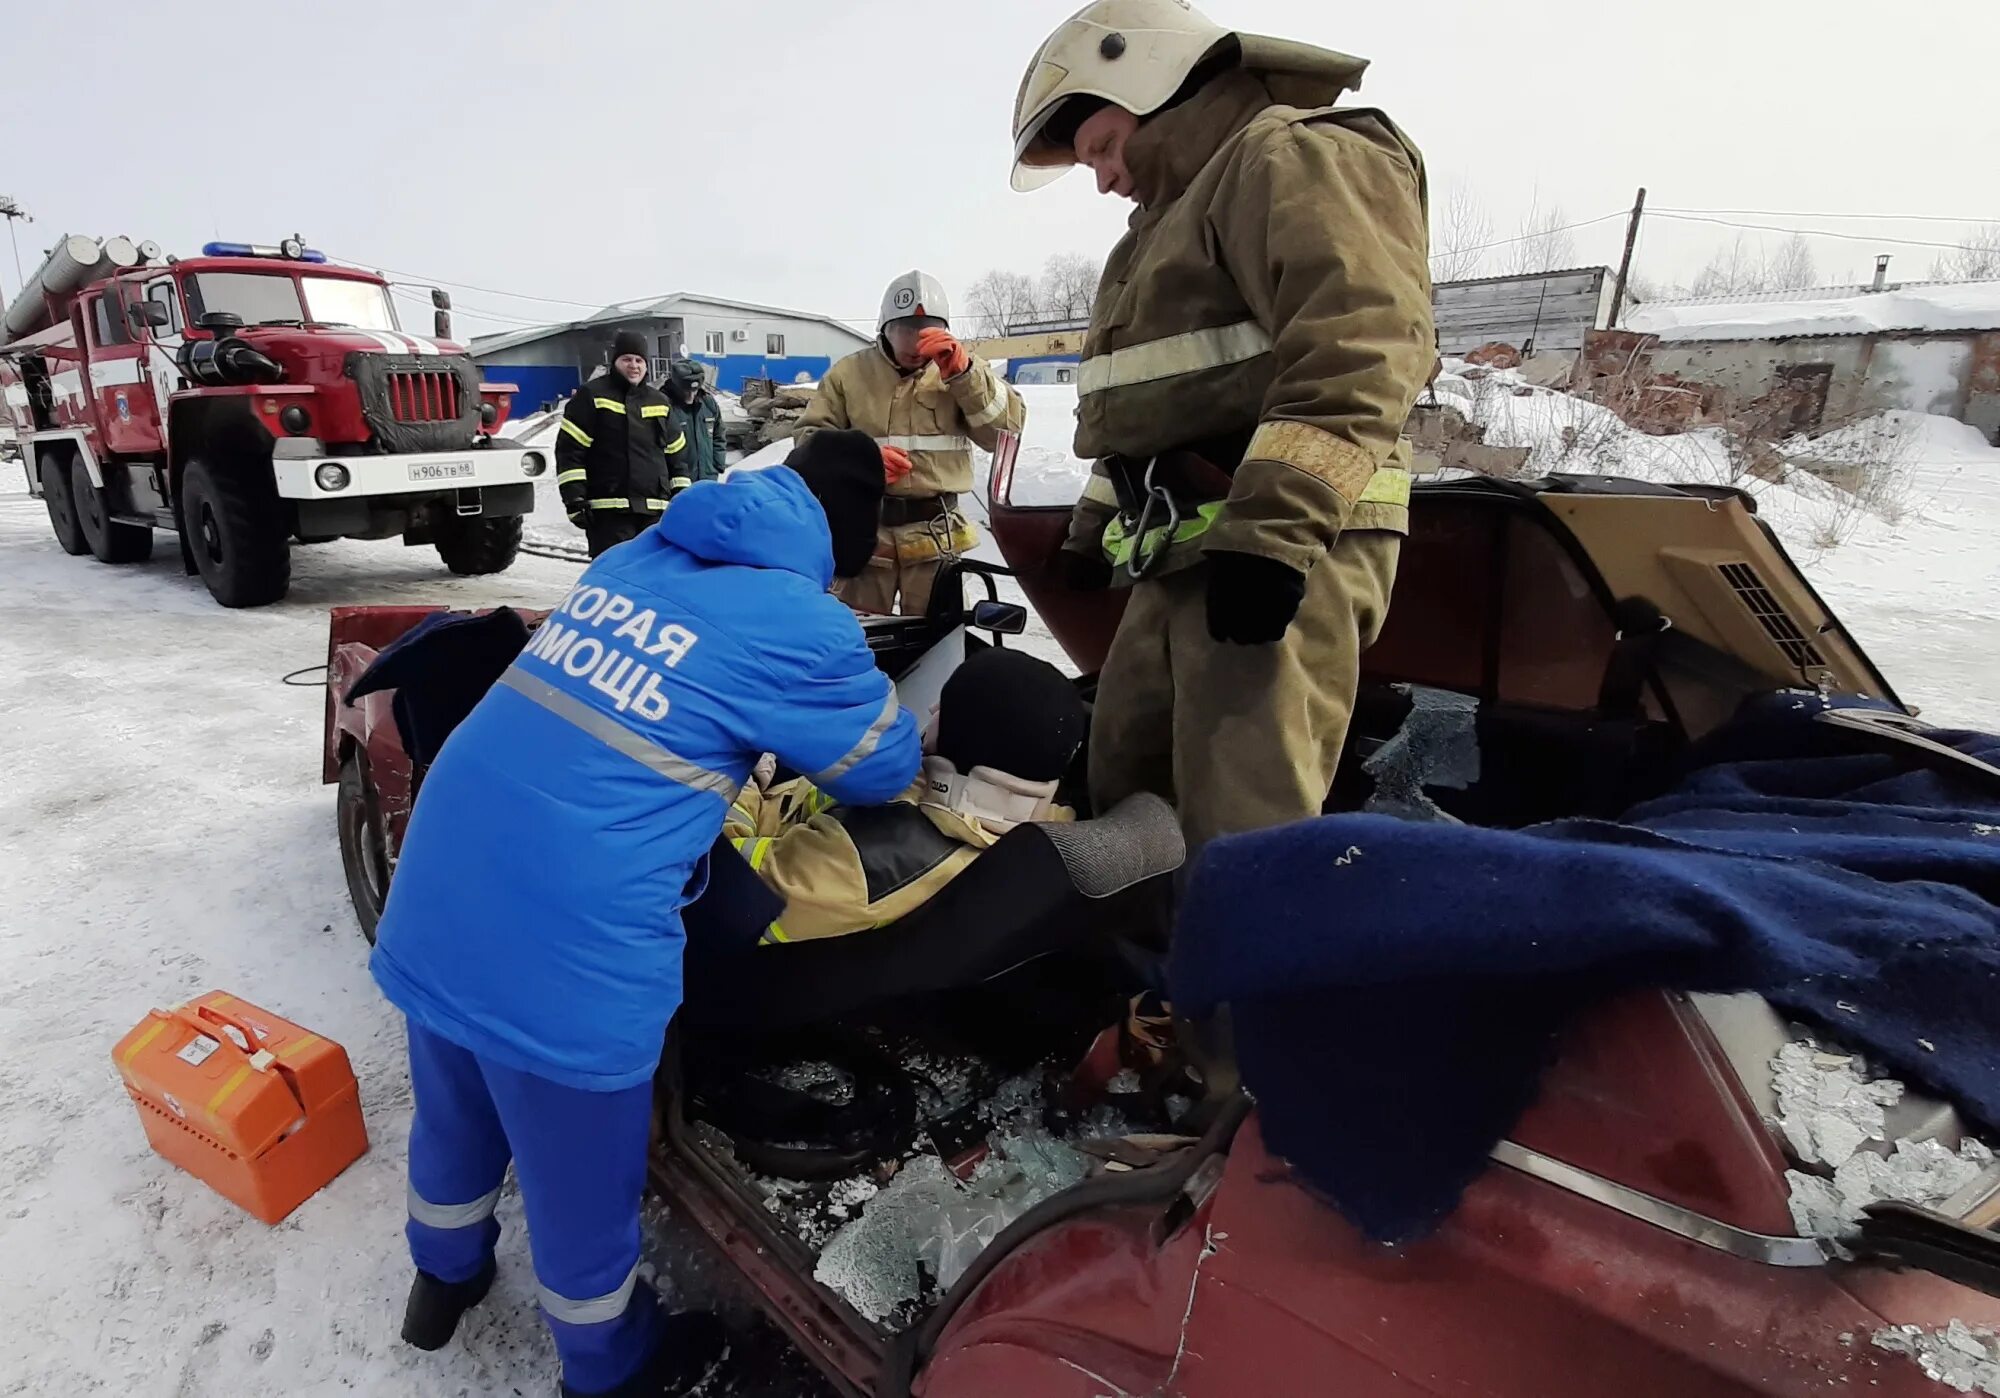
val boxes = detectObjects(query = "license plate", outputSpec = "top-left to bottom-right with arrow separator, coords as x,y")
408,460 -> 475,482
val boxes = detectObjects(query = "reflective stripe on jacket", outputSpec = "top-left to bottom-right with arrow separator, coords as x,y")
1063,41 -> 1434,583
370,466 -> 922,1090
554,372 -> 694,518
794,343 -> 1026,500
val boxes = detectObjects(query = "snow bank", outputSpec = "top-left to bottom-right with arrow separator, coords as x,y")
1629,280 -> 2000,343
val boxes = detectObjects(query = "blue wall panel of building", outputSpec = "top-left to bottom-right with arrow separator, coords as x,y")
483,364 -> 582,414
1004,353 -> 1082,384
691,352 -> 834,393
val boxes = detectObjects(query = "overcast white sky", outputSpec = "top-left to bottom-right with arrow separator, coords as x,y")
4,0 -> 1996,340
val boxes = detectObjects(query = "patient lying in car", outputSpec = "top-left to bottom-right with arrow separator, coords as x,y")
723,648 -> 1085,944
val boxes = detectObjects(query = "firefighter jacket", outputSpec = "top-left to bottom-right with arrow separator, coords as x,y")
720,757 -> 1073,943
554,370 -> 694,517
669,389 -> 728,489
370,466 -> 922,1090
795,343 -> 1027,501
1062,38 -> 1433,584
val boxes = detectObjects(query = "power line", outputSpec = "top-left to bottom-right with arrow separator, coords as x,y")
1647,212 -> 1971,252
1658,206 -> 1998,227
1435,210 -> 1627,257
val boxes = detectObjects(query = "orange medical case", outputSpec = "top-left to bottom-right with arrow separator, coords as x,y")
113,991 -> 368,1224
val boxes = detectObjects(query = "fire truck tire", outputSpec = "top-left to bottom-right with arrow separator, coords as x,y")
40,458 -> 90,556
181,458 -> 291,608
433,513 -> 522,576
336,750 -> 388,945
69,457 -> 154,564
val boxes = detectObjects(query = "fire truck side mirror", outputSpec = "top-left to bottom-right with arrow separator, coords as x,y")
430,289 -> 452,311
131,303 -> 172,333
434,310 -> 452,339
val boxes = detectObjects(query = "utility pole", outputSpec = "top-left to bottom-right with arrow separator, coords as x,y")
0,194 -> 29,307
1608,186 -> 1646,329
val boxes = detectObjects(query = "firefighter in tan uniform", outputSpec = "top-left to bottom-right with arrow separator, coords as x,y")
1012,0 -> 1434,850
795,272 -> 1027,616
722,649 -> 1085,943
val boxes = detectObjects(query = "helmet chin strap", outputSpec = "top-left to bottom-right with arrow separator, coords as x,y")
919,756 -> 1060,834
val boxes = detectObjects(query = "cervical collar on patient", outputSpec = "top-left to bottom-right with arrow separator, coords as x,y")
917,755 -> 1061,834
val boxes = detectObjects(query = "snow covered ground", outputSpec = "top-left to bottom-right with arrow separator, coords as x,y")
0,382 -> 1995,1394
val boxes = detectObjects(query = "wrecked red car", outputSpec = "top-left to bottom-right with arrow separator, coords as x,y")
324,448 -> 2000,1396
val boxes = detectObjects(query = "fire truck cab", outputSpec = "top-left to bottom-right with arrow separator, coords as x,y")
0,234 -> 544,607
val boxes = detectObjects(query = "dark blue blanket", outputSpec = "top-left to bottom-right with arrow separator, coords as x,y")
1171,697 -> 2000,1242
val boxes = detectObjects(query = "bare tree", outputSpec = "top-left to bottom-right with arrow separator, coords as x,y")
1766,234 -> 1818,291
1429,182 -> 1492,284
1931,224 -> 2000,282
1501,196 -> 1577,277
964,269 -> 1040,337
1038,253 -> 1104,322
1691,234 -> 1766,298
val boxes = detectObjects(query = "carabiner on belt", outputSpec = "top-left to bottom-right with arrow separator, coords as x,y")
1126,458 -> 1179,580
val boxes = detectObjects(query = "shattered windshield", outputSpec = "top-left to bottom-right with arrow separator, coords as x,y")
184,272 -> 397,331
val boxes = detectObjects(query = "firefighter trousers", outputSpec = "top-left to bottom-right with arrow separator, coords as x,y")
833,513 -> 978,617
1089,530 -> 1401,852
584,510 -> 655,559
402,1022 -> 660,1394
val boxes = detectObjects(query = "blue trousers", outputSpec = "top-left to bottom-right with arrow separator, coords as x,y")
404,1021 -> 660,1394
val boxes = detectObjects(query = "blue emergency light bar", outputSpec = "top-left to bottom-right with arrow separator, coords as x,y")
201,240 -> 328,263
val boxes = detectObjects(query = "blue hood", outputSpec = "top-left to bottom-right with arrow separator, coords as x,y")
656,466 -> 833,587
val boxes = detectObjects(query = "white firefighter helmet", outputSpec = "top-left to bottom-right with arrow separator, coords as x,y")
878,270 -> 952,333
1011,0 -> 1231,192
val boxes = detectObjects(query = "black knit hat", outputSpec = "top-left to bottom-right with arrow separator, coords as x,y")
935,648 -> 1085,783
785,429 -> 885,580
611,329 -> 648,361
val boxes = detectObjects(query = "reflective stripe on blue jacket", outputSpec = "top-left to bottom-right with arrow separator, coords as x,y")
371,465 -> 922,1089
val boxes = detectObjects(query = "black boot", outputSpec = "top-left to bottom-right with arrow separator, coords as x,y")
400,1256 -> 497,1351
561,1311 -> 731,1397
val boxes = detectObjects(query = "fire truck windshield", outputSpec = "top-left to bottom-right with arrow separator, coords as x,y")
184,272 -> 398,332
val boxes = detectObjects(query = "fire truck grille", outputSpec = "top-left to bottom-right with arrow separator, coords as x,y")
385,369 -> 463,423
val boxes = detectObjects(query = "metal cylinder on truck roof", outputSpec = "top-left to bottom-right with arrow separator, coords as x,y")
1,233 -> 112,344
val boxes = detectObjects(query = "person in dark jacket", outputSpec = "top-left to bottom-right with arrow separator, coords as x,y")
372,428 -> 918,1398
557,330 -> 694,558
664,357 -> 728,489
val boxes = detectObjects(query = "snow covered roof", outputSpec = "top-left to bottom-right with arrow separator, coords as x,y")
1627,280 -> 2000,342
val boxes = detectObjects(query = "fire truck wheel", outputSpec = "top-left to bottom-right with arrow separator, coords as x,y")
336,751 -> 388,944
69,457 -> 154,564
181,458 -> 291,608
39,458 -> 90,556
433,512 -> 523,576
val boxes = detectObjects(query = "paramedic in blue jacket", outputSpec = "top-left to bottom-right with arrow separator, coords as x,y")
369,429 -> 918,1398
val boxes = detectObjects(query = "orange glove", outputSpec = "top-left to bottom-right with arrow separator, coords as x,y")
880,445 -> 915,484
914,327 -> 971,380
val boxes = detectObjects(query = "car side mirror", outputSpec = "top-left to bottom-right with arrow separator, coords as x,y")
970,599 -> 1027,635
131,302 -> 171,332
434,310 -> 452,339
431,288 -> 452,310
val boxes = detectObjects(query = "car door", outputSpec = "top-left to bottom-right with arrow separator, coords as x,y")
86,281 -> 163,456
137,275 -> 187,457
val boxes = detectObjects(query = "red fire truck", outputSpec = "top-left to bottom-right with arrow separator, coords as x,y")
0,233 -> 544,606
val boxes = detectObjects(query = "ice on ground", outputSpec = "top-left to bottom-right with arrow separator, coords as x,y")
812,1134 -> 1091,1323
1872,1320 -> 2000,1396
1772,1041 -> 1904,1167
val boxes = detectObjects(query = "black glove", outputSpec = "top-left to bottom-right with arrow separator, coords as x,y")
1054,549 -> 1114,593
1204,551 -> 1307,645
